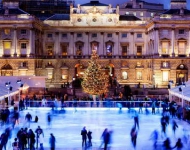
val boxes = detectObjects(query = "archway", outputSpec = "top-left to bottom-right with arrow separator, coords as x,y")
176,64 -> 188,85
1,63 -> 13,76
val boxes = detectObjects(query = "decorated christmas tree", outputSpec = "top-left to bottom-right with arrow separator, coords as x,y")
82,50 -> 109,95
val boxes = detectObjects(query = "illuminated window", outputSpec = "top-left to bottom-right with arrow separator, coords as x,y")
91,42 -> 98,51
61,44 -> 67,56
162,71 -> 169,82
178,42 -> 185,54
4,29 -> 10,35
162,42 -> 169,54
140,12 -> 143,17
122,46 -> 127,56
106,42 -> 113,56
163,62 -> 169,68
76,44 -> 82,56
151,13 -> 154,17
48,71 -> 53,79
47,45 -> 53,56
137,46 -> 142,56
137,71 -> 142,80
133,12 -> 136,16
126,12 -> 129,15
3,41 -> 11,49
122,71 -> 128,79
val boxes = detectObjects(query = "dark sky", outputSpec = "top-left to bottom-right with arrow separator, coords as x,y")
75,0 -> 190,9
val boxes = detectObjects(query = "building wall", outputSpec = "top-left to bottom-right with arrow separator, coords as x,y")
0,1 -> 190,88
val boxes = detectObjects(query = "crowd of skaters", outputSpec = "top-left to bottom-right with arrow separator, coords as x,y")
0,93 -> 190,149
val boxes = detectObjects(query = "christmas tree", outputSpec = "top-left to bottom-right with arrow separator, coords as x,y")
82,50 -> 109,95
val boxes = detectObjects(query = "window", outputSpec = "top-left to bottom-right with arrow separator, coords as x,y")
140,12 -> 143,17
179,29 -> 184,34
77,33 -> 82,38
163,71 -> 169,82
162,30 -> 168,35
151,13 -> 154,17
126,12 -> 129,15
47,45 -> 53,56
92,33 -> 97,38
47,71 -> 53,79
21,29 -> 26,35
137,46 -> 142,56
121,33 -> 127,38
61,44 -> 67,56
133,12 -> 136,16
21,43 -> 26,49
137,33 -> 142,38
106,43 -> 113,56
91,42 -> 98,51
4,29 -> 10,35
62,33 -> 67,38
163,62 -> 169,68
162,42 -> 169,54
178,42 -> 185,54
122,71 -> 128,80
122,46 -> 128,56
47,33 -> 52,38
3,41 -> 11,49
107,34 -> 112,38
137,71 -> 142,80
76,42 -> 83,55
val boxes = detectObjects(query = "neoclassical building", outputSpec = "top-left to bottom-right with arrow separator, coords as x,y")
0,0 -> 189,88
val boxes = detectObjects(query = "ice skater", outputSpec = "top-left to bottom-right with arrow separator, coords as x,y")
81,126 -> 87,147
172,120 -> 178,135
134,113 -> 139,129
87,130 -> 92,147
149,129 -> 159,149
172,138 -> 183,150
49,133 -> 56,150
130,126 -> 138,149
25,112 -> 32,127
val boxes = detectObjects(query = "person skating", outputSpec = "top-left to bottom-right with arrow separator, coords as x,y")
130,126 -> 138,149
81,126 -> 87,147
25,112 -> 32,127
49,133 -> 56,150
87,130 -> 92,147
172,138 -> 183,150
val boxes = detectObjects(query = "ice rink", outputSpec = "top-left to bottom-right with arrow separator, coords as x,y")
1,107 -> 190,150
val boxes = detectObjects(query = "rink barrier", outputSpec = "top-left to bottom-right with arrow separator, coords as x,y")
18,100 -> 167,108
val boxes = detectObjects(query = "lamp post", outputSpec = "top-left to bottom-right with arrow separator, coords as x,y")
72,77 -> 76,97
17,80 -> 23,101
179,83 -> 186,108
5,81 -> 12,107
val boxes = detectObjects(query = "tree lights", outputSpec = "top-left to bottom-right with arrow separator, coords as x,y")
82,50 -> 109,95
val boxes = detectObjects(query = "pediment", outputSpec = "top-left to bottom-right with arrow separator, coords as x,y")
85,6 -> 103,14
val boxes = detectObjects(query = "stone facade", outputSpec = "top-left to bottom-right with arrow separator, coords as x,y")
0,0 -> 190,88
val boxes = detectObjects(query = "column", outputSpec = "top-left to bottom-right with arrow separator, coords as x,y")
129,32 -> 134,57
29,29 -> 33,57
144,32 -> 148,56
99,32 -> 104,56
55,32 -> 59,56
69,32 -> 74,58
171,29 -> 175,56
188,29 -> 190,56
154,28 -> 159,56
13,28 -> 17,57
114,32 -> 119,57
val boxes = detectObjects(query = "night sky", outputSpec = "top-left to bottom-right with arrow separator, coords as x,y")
75,0 -> 190,9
